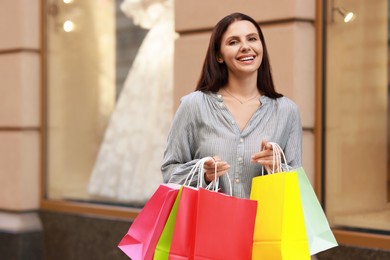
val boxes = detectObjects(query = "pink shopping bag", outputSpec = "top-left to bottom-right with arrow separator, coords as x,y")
118,183 -> 181,260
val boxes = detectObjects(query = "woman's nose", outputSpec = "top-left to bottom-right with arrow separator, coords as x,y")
240,41 -> 251,52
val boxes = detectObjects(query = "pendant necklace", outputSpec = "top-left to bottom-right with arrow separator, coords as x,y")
223,88 -> 259,104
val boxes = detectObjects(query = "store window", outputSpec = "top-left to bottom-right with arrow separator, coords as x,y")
325,0 -> 390,234
44,0 -> 174,208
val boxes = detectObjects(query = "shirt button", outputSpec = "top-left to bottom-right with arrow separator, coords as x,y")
237,157 -> 243,162
240,138 -> 244,143
231,120 -> 235,124
217,94 -> 222,99
235,178 -> 240,183
219,103 -> 224,108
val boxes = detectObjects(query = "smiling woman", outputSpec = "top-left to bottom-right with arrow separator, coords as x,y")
218,21 -> 263,77
162,12 -> 303,199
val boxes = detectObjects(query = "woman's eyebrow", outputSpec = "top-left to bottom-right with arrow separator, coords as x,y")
224,32 -> 259,44
226,33 -> 259,40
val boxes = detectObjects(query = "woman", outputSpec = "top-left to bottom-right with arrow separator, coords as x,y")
162,12 -> 302,198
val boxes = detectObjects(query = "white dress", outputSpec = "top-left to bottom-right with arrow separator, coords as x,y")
87,0 -> 175,204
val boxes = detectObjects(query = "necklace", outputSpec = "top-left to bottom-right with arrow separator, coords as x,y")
223,88 -> 260,104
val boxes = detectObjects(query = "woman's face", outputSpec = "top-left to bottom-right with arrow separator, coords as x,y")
218,20 -> 263,77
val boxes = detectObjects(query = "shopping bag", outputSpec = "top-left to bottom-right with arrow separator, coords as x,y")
296,167 -> 338,255
194,187 -> 257,260
118,183 -> 181,260
250,171 -> 310,259
168,185 -> 199,260
168,157 -> 214,260
153,187 -> 183,260
250,142 -> 310,260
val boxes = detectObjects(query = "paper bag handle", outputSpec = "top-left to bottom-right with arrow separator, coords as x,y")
183,157 -> 233,196
205,160 -> 233,196
261,142 -> 290,176
184,157 -> 213,187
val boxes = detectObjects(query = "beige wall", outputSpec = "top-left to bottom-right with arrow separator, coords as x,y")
0,0 -> 316,222
0,0 -> 42,232
174,0 -> 316,183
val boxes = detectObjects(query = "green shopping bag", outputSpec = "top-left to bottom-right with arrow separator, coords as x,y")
296,167 -> 338,255
153,187 -> 183,260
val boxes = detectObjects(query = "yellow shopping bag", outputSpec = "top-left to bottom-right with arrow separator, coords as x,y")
250,143 -> 310,259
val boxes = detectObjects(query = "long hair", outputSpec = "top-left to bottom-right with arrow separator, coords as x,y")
195,12 -> 282,99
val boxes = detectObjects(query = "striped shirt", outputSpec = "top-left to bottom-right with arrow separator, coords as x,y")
161,91 -> 302,198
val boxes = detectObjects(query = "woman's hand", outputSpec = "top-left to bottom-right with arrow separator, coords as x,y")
251,139 -> 280,173
203,156 -> 230,183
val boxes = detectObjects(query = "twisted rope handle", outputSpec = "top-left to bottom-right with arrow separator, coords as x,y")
182,157 -> 233,195
204,162 -> 233,196
183,157 -> 213,187
261,142 -> 290,176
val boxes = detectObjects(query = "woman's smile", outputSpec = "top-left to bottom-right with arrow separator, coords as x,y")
219,20 -> 263,75
237,55 -> 256,64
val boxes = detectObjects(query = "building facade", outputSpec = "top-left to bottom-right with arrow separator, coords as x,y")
0,0 -> 389,259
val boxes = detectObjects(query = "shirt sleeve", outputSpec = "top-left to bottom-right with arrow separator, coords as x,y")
161,95 -> 202,186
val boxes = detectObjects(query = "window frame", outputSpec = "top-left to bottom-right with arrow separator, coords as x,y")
316,0 -> 390,250
39,0 -> 141,220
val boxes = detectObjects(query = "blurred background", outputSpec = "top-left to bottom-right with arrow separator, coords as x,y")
0,0 -> 389,259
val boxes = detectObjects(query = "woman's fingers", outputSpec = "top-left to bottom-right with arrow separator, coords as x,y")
203,157 -> 230,182
251,141 -> 281,172
251,150 -> 273,162
204,161 -> 230,173
261,139 -> 273,151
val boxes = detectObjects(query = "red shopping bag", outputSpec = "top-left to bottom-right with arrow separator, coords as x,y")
118,183 -> 181,260
169,157 -> 253,260
194,187 -> 257,260
168,186 -> 199,260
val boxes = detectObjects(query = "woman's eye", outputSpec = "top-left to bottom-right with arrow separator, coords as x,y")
228,40 -> 238,45
249,37 -> 258,41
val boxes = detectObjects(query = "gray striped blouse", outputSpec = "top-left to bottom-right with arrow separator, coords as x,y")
161,91 -> 302,198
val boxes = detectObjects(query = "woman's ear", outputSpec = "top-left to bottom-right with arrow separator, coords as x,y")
216,55 -> 224,63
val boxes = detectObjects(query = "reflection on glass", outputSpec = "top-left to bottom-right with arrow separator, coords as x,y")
63,20 -> 75,32
46,0 -> 116,201
45,0 -> 175,207
325,0 -> 390,233
87,0 -> 175,206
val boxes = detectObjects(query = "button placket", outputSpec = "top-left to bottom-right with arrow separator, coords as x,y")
233,136 -> 245,193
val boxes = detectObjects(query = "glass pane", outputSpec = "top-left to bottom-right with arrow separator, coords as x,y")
45,0 -> 173,207
325,0 -> 390,233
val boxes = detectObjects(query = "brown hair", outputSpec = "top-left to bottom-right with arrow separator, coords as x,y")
195,12 -> 282,99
